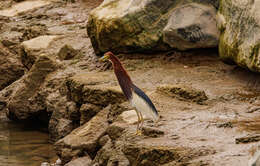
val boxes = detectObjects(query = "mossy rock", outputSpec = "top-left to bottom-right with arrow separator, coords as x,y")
218,0 -> 260,72
87,0 -> 219,54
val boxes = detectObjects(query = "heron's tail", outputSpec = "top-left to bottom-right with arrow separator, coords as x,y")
141,106 -> 159,123
151,109 -> 159,123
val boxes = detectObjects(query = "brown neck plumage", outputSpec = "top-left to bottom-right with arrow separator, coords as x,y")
109,53 -> 133,100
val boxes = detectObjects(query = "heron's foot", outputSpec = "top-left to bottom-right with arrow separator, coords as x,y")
136,129 -> 142,136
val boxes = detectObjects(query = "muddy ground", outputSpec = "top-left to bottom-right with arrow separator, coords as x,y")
1,0 -> 260,166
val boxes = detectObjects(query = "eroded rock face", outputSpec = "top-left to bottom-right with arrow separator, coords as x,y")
54,106 -> 110,163
0,43 -> 24,90
87,0 -> 219,54
6,54 -> 58,121
92,138 -> 130,166
218,0 -> 260,72
79,103 -> 102,125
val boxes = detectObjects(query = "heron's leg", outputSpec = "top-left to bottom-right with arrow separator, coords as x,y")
134,109 -> 141,135
139,112 -> 144,131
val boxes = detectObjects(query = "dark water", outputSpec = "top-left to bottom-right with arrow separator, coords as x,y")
0,120 -> 56,166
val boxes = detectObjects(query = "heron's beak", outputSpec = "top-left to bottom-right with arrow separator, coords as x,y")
99,54 -> 109,62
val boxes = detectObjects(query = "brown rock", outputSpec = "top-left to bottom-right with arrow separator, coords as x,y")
92,138 -> 130,166
157,84 -> 208,104
141,127 -> 164,138
6,54 -> 58,121
58,44 -> 78,60
79,103 -> 102,125
54,106 -> 110,163
0,43 -> 24,91
107,102 -> 129,124
48,98 -> 80,142
122,143 -> 191,166
106,122 -> 126,141
67,72 -> 126,106
64,156 -> 92,166
20,35 -> 59,69
235,134 -> 260,144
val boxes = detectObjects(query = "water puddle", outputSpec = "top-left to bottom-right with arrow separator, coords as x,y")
0,120 -> 56,166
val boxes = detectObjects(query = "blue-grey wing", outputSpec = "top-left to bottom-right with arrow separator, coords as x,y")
132,84 -> 159,116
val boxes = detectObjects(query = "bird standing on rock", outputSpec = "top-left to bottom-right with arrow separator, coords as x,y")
99,51 -> 159,135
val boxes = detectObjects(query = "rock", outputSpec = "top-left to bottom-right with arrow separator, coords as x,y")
216,121 -> 233,128
6,54 -> 58,122
0,29 -> 97,142
163,3 -> 219,50
50,118 -> 74,141
157,84 -> 208,104
64,156 -> 92,166
218,0 -> 260,72
58,44 -> 78,60
98,135 -> 110,147
119,109 -> 145,124
0,43 -> 24,90
235,134 -> 260,144
141,126 -> 164,138
0,0 -> 51,17
162,160 -> 209,166
87,0 -> 219,54
41,162 -> 50,166
66,101 -> 80,121
56,158 -> 62,166
92,138 -> 130,166
122,143 -> 189,166
66,72 -> 126,106
79,103 -> 102,125
106,109 -> 164,140
21,24 -> 48,41
20,35 -> 59,69
48,97 -> 80,142
54,106 -> 110,163
249,147 -> 260,166
0,31 -> 22,47
107,102 -> 129,123
106,122 -> 126,140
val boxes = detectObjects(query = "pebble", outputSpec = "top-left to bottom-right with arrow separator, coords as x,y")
41,162 -> 50,166
56,158 -> 62,166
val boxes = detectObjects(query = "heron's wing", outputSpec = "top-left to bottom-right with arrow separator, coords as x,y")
131,84 -> 159,122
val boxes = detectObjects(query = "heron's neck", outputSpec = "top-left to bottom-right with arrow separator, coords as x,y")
110,57 -> 133,100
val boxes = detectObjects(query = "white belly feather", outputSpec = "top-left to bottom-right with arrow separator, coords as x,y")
130,92 -> 159,122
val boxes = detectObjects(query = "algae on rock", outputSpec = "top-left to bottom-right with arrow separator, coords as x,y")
87,0 -> 220,54
218,0 -> 260,72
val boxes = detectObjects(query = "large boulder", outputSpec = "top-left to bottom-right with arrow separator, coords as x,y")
87,0 -> 219,54
5,54 -> 58,121
218,0 -> 260,72
163,3 -> 219,50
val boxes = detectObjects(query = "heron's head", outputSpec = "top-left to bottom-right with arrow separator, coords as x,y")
99,51 -> 114,62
